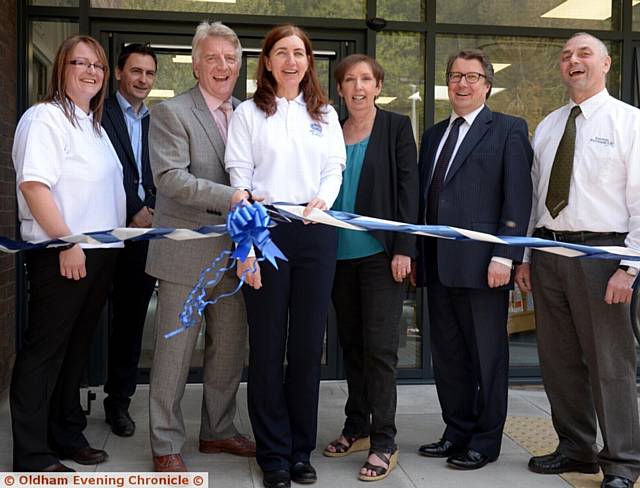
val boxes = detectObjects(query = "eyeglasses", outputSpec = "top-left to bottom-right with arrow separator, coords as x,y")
447,72 -> 486,84
66,58 -> 106,73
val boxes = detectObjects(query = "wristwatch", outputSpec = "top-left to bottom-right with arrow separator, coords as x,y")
619,265 -> 639,277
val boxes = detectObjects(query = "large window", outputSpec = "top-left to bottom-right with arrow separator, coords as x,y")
377,0 -> 425,22
377,31 -> 426,144
434,35 -> 621,132
437,0 -> 622,30
28,21 -> 79,106
90,0 -> 366,18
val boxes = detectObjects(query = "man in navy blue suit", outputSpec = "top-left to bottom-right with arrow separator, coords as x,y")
101,43 -> 157,437
413,48 -> 532,469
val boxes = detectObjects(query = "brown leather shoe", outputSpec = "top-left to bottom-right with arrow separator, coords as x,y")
59,446 -> 108,465
199,434 -> 256,457
153,454 -> 187,472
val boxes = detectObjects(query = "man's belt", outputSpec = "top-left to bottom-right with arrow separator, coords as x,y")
534,227 -> 626,244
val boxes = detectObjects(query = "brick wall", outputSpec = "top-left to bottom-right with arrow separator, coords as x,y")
0,0 -> 17,400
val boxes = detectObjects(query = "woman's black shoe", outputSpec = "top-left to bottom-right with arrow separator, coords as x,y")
290,462 -> 317,484
263,470 -> 291,488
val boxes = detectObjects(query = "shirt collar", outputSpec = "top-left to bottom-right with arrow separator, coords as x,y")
70,101 -> 93,121
198,84 -> 231,112
569,88 -> 608,120
116,90 -> 148,118
450,104 -> 485,127
276,91 -> 306,106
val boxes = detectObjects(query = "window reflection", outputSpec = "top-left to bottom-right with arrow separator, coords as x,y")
436,0 -> 622,30
435,35 -> 621,132
91,0 -> 365,18
29,21 -> 79,106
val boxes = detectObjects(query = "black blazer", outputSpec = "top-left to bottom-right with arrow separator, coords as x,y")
416,105 -> 533,289
102,95 -> 155,224
349,108 -> 419,258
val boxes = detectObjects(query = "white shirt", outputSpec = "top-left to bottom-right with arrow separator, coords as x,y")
527,89 -> 640,266
13,102 -> 126,248
434,104 -> 512,268
225,93 -> 346,206
433,104 -> 485,178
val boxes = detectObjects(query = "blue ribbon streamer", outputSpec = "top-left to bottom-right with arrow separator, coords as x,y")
166,202 -> 287,338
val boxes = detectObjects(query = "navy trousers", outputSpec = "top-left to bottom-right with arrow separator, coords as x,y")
243,221 -> 337,472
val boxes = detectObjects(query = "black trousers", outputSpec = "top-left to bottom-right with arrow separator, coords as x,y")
427,274 -> 509,460
11,247 -> 119,471
332,252 -> 404,452
244,221 -> 337,472
104,240 -> 155,408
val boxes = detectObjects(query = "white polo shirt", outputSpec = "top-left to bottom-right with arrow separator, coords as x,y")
13,102 -> 126,247
225,93 -> 346,206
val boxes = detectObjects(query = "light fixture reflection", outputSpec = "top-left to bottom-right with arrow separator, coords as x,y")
541,0 -> 640,21
149,89 -> 175,99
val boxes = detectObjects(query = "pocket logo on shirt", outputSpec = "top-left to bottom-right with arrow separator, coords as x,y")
589,136 -> 614,147
310,123 -> 323,137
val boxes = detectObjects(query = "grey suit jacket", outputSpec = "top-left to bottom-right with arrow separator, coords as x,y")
146,85 -> 238,286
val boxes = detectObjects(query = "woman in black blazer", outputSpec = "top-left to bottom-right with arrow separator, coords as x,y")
323,54 -> 418,482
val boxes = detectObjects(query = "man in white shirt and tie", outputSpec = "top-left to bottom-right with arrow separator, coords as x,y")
516,32 -> 640,488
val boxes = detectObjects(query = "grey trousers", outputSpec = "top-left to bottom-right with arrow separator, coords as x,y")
149,273 -> 247,456
531,240 -> 640,481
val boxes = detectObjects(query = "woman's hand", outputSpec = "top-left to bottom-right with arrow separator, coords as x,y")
237,257 -> 262,289
391,254 -> 411,283
59,244 -> 86,280
302,198 -> 327,224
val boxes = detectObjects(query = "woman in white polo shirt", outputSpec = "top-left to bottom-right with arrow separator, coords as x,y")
225,24 -> 345,488
10,35 -> 125,472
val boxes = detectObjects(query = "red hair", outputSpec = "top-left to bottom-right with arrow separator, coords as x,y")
253,25 -> 328,122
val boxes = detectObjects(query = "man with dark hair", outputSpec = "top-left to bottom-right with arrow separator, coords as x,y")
516,32 -> 640,488
413,48 -> 532,469
101,42 -> 158,437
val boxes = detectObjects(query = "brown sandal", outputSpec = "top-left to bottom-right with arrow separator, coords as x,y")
323,434 -> 370,458
358,448 -> 398,482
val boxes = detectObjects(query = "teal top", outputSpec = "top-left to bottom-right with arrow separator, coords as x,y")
333,136 -> 384,260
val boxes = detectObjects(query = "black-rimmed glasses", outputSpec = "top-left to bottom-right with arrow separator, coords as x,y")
66,58 -> 106,73
447,72 -> 486,84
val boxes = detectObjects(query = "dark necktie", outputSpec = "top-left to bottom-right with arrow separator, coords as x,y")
426,117 -> 465,224
545,105 -> 581,219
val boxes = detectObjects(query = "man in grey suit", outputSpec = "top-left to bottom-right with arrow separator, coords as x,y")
147,21 -> 255,472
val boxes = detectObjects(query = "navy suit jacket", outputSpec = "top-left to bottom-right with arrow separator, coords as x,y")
102,95 -> 155,225
416,105 -> 533,289
349,108 -> 419,258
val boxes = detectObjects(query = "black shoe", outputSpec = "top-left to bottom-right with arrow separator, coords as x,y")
59,446 -> 108,465
528,451 -> 599,475
601,475 -> 634,488
263,470 -> 291,488
104,397 -> 135,437
446,448 -> 493,470
290,462 -> 317,484
418,439 -> 463,458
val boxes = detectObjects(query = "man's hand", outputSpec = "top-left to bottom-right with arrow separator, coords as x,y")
391,254 -> 411,283
237,257 -> 262,289
130,206 -> 154,228
229,189 -> 250,208
515,263 -> 532,293
59,244 -> 86,280
605,268 -> 636,305
487,261 -> 511,288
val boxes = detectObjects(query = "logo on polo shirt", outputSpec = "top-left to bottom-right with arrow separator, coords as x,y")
310,123 -> 323,137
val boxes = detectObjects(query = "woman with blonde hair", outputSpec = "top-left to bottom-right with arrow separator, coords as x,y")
11,34 -> 125,472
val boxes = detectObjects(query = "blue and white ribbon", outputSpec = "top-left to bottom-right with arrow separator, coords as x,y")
272,203 -> 640,262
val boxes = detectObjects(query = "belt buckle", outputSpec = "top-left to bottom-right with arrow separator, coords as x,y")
550,230 -> 559,241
